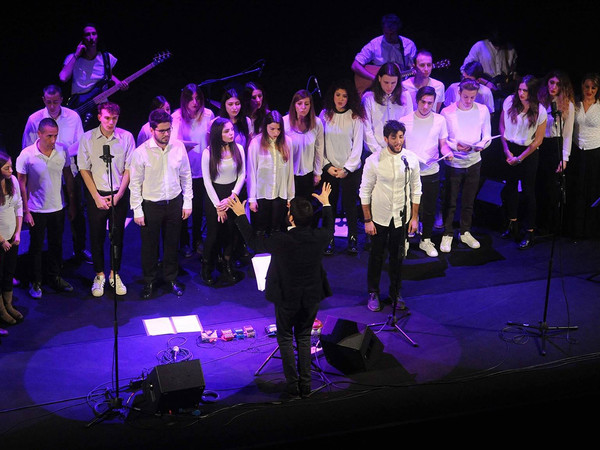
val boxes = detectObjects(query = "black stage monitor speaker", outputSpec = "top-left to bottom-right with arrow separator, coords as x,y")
143,359 -> 205,413
320,316 -> 384,374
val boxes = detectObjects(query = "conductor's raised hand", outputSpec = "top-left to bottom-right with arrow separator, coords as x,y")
312,182 -> 332,205
227,193 -> 247,216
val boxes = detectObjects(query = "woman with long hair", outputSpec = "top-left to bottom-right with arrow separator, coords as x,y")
243,81 -> 270,136
216,88 -> 253,152
499,75 -> 547,248
319,79 -> 365,254
201,118 -> 246,285
567,73 -> 600,238
536,70 -> 575,234
362,62 -> 414,154
0,152 -> 23,328
283,89 -> 324,200
172,83 -> 215,256
247,110 -> 295,235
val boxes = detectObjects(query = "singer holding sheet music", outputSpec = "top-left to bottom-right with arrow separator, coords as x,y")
77,102 -> 135,297
359,120 -> 421,312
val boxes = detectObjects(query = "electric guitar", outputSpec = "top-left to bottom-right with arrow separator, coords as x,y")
66,51 -> 172,125
354,59 -> 451,96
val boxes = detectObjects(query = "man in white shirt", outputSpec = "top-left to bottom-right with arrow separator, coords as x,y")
78,102 -> 135,298
403,50 -> 446,113
359,120 -> 421,312
443,61 -> 495,114
129,109 -> 192,299
22,84 -> 91,265
16,118 -> 76,298
440,79 -> 492,253
400,86 -> 453,257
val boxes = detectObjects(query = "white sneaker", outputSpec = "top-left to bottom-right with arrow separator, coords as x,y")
109,274 -> 127,296
460,231 -> 480,249
419,239 -> 438,257
91,274 -> 105,297
440,235 -> 453,253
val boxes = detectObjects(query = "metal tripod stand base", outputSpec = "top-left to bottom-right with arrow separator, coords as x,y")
369,309 -> 418,347
506,320 -> 578,356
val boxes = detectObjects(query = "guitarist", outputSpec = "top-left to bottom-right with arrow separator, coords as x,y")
351,13 -> 416,93
403,49 -> 446,113
59,24 -> 128,120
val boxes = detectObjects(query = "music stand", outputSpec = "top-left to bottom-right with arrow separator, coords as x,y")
367,157 -> 418,347
506,106 -> 578,355
86,145 -> 126,426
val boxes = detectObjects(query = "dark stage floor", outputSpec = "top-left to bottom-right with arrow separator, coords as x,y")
1,199 -> 600,449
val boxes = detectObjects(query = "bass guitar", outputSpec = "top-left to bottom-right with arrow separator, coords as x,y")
67,51 -> 171,125
354,59 -> 451,96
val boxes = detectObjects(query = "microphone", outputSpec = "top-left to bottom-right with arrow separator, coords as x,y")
551,101 -> 559,118
401,155 -> 410,169
314,76 -> 322,97
99,144 -> 113,163
258,60 -> 265,77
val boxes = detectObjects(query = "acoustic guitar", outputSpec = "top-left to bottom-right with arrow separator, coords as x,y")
354,59 -> 451,96
67,51 -> 171,126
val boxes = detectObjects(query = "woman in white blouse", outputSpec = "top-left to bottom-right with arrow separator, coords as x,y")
283,89 -> 324,200
216,88 -> 253,153
568,73 -> 600,238
0,152 -> 23,328
536,70 -> 575,234
319,79 -> 365,254
499,75 -> 547,249
243,81 -> 270,137
201,118 -> 246,286
247,110 -> 294,235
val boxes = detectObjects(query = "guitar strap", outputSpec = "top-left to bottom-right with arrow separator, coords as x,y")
398,35 -> 407,70
102,51 -> 112,85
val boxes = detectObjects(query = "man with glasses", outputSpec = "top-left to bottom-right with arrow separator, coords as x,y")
129,109 -> 192,299
77,102 -> 135,297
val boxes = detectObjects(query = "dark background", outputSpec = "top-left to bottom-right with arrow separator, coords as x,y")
1,0 -> 595,157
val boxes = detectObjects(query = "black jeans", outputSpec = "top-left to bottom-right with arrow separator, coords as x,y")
420,172 -> 439,239
140,194 -> 183,284
321,168 -> 362,238
443,161 -> 481,235
29,209 -> 65,283
0,241 -> 19,292
252,198 -> 288,235
504,142 -> 539,230
85,189 -> 129,274
367,218 -> 405,298
202,181 -> 238,266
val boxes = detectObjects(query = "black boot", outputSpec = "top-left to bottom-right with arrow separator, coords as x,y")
223,259 -> 241,284
518,230 -> 535,249
201,260 -> 217,286
501,220 -> 518,240
324,238 -> 334,255
346,235 -> 358,254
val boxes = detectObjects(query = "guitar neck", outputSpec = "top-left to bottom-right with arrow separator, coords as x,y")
92,62 -> 156,105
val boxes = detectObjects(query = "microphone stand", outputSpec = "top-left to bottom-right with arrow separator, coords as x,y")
197,59 -> 265,106
87,147 -> 125,426
368,154 -> 418,347
506,106 -> 578,355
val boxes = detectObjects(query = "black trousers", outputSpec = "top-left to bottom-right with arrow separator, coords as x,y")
321,168 -> 362,238
140,194 -> 183,284
275,301 -> 320,390
85,189 -> 129,274
64,171 -> 87,255
504,142 -> 539,230
29,209 -> 65,283
536,137 -> 563,233
443,161 -> 481,235
0,241 -> 18,292
420,172 -> 440,239
253,198 -> 288,235
294,173 -> 315,201
202,181 -> 238,266
367,218 -> 405,298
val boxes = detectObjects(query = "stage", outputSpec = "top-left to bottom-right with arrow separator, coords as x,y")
1,195 -> 599,449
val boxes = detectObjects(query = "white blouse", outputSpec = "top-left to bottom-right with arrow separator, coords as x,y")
0,176 -> 23,240
573,101 -> 600,150
319,109 -> 364,173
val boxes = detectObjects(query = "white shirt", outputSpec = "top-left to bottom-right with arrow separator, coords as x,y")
400,111 -> 448,176
403,77 -> 446,111
362,90 -> 414,153
444,81 -> 495,113
354,35 -> 417,71
502,96 -> 547,146
201,144 -> 246,207
246,134 -> 295,203
16,141 -> 70,213
77,126 -> 135,192
441,102 -> 492,169
172,108 -> 214,178
129,137 -> 193,219
63,52 -> 117,95
319,109 -> 364,172
283,115 -> 324,176
22,107 -> 84,155
0,176 -> 23,240
360,147 -> 422,228
574,101 -> 600,150
461,39 -> 517,78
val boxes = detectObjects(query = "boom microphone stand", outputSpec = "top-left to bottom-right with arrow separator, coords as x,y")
368,154 -> 418,347
506,103 -> 578,355
87,144 -> 126,426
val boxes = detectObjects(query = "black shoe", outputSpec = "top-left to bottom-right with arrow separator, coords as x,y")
501,220 -> 518,240
518,231 -> 535,249
300,384 -> 312,398
141,283 -> 154,300
346,235 -> 358,255
324,238 -> 334,255
223,261 -> 241,284
201,261 -> 217,286
170,280 -> 185,297
50,276 -> 73,292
